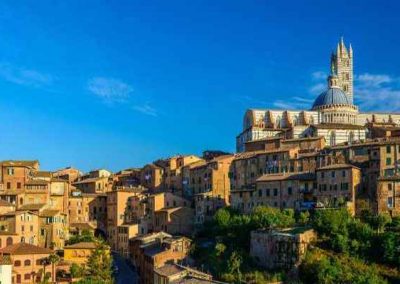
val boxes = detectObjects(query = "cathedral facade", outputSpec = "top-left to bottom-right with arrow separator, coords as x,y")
236,38 -> 400,152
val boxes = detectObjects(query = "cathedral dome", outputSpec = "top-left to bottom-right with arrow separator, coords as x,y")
312,87 -> 350,110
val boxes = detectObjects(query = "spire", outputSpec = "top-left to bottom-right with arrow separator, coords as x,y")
349,43 -> 353,57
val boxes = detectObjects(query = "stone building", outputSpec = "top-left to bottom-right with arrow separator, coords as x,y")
250,228 -> 316,270
236,38 -> 400,152
377,176 -> 400,216
129,232 -> 191,284
230,172 -> 315,213
315,164 -> 361,215
190,155 -> 234,224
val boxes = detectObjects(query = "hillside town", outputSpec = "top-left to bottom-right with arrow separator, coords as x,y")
1,39 -> 400,284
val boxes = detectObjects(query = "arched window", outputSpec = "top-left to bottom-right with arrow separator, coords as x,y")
19,197 -> 23,205
21,237 -> 25,243
29,237 -> 34,244
329,131 -> 336,146
14,260 -> 21,266
6,237 -> 13,246
24,259 -> 31,266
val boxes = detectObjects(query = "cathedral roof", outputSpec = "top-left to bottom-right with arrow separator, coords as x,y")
312,87 -> 351,110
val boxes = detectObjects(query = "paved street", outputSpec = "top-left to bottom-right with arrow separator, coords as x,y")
112,252 -> 139,284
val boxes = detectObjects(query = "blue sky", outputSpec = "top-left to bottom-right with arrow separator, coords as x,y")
1,0 -> 400,172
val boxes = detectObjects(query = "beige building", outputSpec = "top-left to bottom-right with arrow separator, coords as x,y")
231,172 -> 315,213
153,207 -> 194,236
106,188 -> 145,252
129,232 -> 191,284
377,176 -> 400,217
0,211 -> 40,246
0,242 -> 53,284
315,164 -> 361,215
0,160 -> 39,191
190,155 -> 234,224
140,164 -> 164,191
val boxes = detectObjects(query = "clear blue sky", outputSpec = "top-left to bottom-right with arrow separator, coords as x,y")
1,0 -> 400,172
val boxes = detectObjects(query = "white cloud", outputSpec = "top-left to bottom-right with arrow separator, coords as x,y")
354,73 -> 400,112
309,83 -> 326,95
272,96 -> 312,110
356,73 -> 393,88
133,103 -> 158,117
0,63 -> 53,87
87,77 -> 133,104
312,71 -> 327,81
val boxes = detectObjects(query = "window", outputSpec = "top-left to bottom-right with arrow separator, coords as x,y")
6,182 -> 11,189
14,260 -> 21,266
288,187 -> 292,195
386,158 -> 392,165
17,182 -> 21,189
258,189 -> 262,197
24,260 -> 31,266
386,145 -> 391,153
7,168 -> 14,175
342,170 -> 346,178
266,189 -> 270,196
341,183 -> 349,191
273,188 -> 278,196
388,197 -> 393,208
388,183 -> 393,191
321,172 -> 325,179
331,171 -> 336,178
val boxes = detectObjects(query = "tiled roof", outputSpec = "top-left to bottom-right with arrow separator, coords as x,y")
0,160 -> 38,168
316,163 -> 360,170
256,172 -> 315,182
39,209 -> 61,217
0,243 -> 52,255
154,263 -> 184,277
34,171 -> 52,178
64,242 -> 97,249
70,223 -> 95,230
19,203 -> 46,211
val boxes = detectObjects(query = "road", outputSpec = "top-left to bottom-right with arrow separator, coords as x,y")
112,252 -> 139,284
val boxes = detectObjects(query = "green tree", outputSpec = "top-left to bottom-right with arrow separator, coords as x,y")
70,263 -> 85,278
48,253 -> 60,283
86,240 -> 113,283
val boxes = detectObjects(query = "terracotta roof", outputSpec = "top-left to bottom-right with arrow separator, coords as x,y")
73,177 -> 106,184
154,263 -> 185,277
19,203 -> 46,211
0,243 -> 52,255
39,209 -> 61,217
0,160 -> 38,168
256,172 -> 315,182
316,163 -> 360,170
70,223 -> 95,230
34,171 -> 52,178
64,242 -> 97,249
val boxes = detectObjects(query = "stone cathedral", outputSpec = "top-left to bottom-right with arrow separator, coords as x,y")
237,38 -> 400,152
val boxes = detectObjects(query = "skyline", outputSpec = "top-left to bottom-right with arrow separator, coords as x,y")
2,1 -> 400,171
